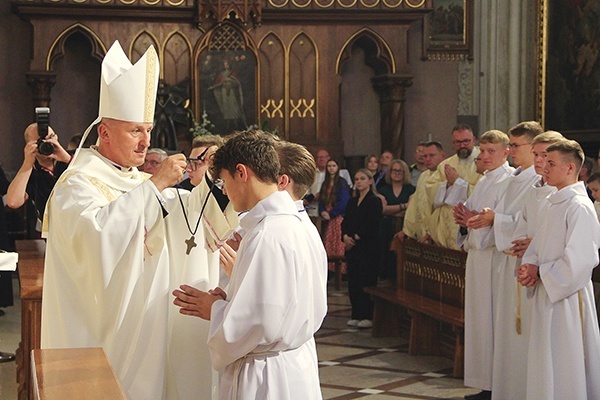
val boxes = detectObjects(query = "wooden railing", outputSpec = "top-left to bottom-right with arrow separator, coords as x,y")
31,348 -> 126,400
16,240 -> 46,400
364,238 -> 467,377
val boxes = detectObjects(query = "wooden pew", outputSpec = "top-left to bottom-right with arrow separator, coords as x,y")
364,238 -> 467,377
16,239 -> 46,400
328,255 -> 345,290
31,348 -> 126,399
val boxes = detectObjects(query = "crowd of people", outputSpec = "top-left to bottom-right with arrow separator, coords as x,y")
394,122 -> 600,400
303,120 -> 600,400
1,39 -> 600,400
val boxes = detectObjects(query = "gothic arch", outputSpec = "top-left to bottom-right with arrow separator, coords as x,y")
336,28 -> 395,76
288,32 -> 318,141
258,33 -> 285,133
163,31 -> 193,85
130,31 -> 161,72
47,24 -> 105,71
194,21 -> 258,62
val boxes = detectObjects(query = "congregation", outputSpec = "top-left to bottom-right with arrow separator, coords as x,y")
1,40 -> 600,400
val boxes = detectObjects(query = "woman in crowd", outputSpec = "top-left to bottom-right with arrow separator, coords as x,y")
364,154 -> 379,177
378,159 -> 415,280
342,169 -> 382,328
319,159 -> 351,274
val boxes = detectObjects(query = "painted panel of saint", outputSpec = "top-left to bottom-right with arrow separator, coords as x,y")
199,51 -> 256,135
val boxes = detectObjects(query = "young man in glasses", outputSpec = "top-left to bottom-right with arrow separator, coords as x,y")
181,135 -> 225,190
466,121 -> 543,400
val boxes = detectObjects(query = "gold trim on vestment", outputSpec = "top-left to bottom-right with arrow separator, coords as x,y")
145,47 -> 158,122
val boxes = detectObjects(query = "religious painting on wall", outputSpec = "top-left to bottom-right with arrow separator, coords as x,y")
422,0 -> 473,61
199,50 -> 257,135
538,0 -> 600,150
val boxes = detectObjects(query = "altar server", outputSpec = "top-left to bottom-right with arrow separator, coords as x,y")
518,139 -> 600,400
453,130 -> 513,400
174,131 -> 326,399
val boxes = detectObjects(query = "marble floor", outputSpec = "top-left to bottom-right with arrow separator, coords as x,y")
0,276 -> 477,400
317,287 -> 477,400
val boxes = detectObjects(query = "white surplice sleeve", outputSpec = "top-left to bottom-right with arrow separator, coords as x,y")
207,230 -> 312,371
533,203 -> 600,304
434,177 -> 469,209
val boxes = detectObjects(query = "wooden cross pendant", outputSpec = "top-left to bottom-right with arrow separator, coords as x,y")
185,236 -> 197,255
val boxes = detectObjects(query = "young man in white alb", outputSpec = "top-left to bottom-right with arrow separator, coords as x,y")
453,130 -> 513,400
466,121 -> 543,399
518,139 -> 600,400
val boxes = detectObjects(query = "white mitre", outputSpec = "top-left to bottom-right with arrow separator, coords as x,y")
75,40 -> 160,155
98,40 -> 159,123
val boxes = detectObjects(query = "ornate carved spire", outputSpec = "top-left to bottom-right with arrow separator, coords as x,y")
197,0 -> 261,27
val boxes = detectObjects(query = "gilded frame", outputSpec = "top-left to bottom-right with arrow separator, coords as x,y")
536,0 -> 600,149
422,0 -> 473,61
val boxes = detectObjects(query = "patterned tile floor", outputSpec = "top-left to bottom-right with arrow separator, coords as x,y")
316,285 -> 477,400
0,277 -> 478,400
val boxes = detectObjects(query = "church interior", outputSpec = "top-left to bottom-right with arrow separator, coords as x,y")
1,0 -> 600,399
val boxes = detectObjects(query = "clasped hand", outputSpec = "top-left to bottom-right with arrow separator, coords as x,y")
343,233 -> 359,250
510,237 -> 532,258
444,164 -> 459,186
466,207 -> 494,229
516,263 -> 539,287
453,202 -> 479,227
172,285 -> 227,320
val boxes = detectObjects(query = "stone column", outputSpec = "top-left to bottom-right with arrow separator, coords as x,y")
468,1 -> 537,131
26,71 -> 56,108
371,74 -> 413,158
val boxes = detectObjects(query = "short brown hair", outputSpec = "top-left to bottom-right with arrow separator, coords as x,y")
452,123 -> 473,136
531,130 -> 564,145
424,141 -> 444,152
192,134 -> 224,149
479,130 -> 509,146
546,139 -> 584,172
212,130 -> 280,184
275,141 -> 316,199
508,121 -> 544,142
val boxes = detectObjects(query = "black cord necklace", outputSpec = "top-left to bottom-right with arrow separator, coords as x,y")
177,173 -> 215,255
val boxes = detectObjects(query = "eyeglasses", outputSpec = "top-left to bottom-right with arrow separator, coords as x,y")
186,157 -> 205,171
452,138 -> 473,146
508,142 -> 531,149
186,147 -> 212,171
391,169 -> 403,174
144,159 -> 161,166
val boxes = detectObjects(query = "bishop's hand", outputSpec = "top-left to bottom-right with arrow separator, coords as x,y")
150,154 -> 187,191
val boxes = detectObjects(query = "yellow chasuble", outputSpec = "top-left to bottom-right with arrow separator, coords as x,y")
426,151 -> 482,249
402,169 -> 435,240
